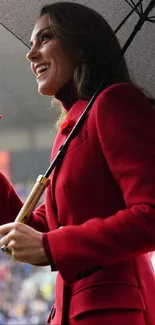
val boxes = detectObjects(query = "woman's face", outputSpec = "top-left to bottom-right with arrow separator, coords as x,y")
26,14 -> 77,96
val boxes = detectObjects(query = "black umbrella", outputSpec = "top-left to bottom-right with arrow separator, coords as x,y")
0,0 -> 155,95
0,0 -> 155,233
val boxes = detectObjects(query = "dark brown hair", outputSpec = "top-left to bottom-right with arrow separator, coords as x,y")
40,2 -> 131,100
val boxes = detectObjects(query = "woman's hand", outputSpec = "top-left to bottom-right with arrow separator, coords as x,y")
0,222 -> 48,265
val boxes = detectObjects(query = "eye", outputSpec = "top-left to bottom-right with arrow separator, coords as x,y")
40,33 -> 52,43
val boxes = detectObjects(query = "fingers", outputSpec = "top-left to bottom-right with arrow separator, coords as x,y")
0,237 -> 19,260
0,234 -> 9,248
0,223 -> 21,248
0,222 -> 46,265
0,222 -> 26,238
0,222 -> 16,236
0,234 -> 14,257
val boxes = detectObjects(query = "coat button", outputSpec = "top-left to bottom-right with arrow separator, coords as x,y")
51,307 -> 56,319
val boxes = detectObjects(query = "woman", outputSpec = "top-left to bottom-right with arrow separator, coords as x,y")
0,2 -> 155,324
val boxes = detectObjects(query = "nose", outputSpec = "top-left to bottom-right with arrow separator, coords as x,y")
26,46 -> 39,62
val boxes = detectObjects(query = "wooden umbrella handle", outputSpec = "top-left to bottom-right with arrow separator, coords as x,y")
15,175 -> 50,224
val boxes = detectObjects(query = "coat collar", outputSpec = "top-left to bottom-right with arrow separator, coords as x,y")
60,99 -> 88,135
55,80 -> 77,112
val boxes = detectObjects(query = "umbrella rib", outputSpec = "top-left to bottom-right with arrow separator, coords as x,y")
0,23 -> 29,48
130,0 -> 140,12
125,0 -> 135,8
125,0 -> 142,15
139,2 -> 144,14
147,18 -> 155,22
115,0 -> 143,33
124,0 -> 155,21
115,0 -> 141,33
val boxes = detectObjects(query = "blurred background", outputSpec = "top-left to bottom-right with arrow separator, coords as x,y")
0,24 -> 59,325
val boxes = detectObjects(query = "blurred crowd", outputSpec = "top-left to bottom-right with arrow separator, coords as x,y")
0,251 -> 56,324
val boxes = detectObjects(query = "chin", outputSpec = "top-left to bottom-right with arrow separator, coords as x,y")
38,87 -> 54,96
37,82 -> 58,96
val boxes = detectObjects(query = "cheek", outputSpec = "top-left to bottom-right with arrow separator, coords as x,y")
60,58 -> 76,80
55,47 -> 76,74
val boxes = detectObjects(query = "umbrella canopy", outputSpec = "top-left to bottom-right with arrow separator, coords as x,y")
0,0 -> 155,131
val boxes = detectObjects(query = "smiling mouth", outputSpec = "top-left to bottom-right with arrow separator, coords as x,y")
36,64 -> 51,78
37,70 -> 48,79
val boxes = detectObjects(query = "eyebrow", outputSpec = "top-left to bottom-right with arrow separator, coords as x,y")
29,27 -> 51,47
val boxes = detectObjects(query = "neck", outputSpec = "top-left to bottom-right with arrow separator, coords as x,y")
55,81 -> 77,111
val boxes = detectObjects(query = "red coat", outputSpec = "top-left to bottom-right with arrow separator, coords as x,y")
1,82 -> 155,325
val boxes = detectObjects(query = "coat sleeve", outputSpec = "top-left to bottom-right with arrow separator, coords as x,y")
0,171 -> 49,232
44,83 -> 155,284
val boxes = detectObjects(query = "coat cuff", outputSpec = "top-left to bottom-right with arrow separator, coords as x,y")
42,233 -> 57,271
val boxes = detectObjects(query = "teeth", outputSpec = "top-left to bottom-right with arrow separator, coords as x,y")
36,64 -> 50,75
